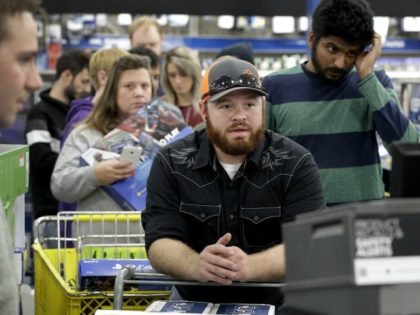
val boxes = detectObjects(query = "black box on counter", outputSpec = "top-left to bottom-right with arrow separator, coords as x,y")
283,199 -> 420,315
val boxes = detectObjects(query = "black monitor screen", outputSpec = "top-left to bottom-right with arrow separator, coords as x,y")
390,143 -> 420,197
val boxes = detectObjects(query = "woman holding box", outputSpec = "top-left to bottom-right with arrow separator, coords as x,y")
51,55 -> 153,212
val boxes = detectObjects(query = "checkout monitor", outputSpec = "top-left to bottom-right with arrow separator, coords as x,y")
390,143 -> 420,197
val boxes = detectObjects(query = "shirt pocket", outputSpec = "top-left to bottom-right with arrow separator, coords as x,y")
180,203 -> 221,242
241,206 -> 282,248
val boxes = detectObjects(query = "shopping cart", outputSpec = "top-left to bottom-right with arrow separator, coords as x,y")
33,211 -> 171,315
113,262 -> 287,310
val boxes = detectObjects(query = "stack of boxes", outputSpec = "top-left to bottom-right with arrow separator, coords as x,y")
0,144 -> 29,286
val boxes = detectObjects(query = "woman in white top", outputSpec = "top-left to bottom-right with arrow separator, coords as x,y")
51,55 -> 153,212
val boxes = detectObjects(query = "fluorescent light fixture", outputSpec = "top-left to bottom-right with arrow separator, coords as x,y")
272,16 -> 295,34
47,24 -> 62,40
249,16 -> 266,30
66,17 -> 83,32
157,15 -> 168,26
168,14 -> 189,27
82,14 -> 95,22
374,16 -> 389,43
117,14 -> 132,26
96,14 -> 107,27
402,17 -> 420,32
236,16 -> 248,29
217,15 -> 235,29
298,16 -> 308,32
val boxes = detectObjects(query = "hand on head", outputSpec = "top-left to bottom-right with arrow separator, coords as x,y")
355,32 -> 382,80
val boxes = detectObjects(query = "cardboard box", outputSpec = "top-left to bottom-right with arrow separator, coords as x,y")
0,144 -> 29,203
146,301 -> 213,313
80,100 -> 193,211
14,248 -> 24,285
211,304 -> 275,315
78,259 -> 172,291
0,145 -> 28,242
146,301 -> 274,315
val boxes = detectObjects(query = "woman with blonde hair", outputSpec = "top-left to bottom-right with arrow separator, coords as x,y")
162,46 -> 203,127
51,55 -> 153,211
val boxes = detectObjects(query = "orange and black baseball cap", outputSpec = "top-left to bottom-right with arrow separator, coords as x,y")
201,56 -> 267,103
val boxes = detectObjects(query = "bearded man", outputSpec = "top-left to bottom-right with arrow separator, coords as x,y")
263,0 -> 419,206
141,56 -> 325,310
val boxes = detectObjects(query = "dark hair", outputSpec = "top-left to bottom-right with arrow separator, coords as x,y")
215,42 -> 255,65
312,0 -> 374,47
84,54 -> 152,134
129,45 -> 159,68
0,0 -> 38,43
55,50 -> 90,81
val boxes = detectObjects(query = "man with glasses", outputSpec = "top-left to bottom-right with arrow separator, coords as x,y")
142,57 -> 325,307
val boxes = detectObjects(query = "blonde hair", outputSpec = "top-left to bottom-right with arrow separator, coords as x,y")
88,48 -> 128,90
84,54 -> 152,134
129,16 -> 162,40
162,46 -> 202,110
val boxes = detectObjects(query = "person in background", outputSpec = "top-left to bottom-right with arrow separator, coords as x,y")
61,48 -> 129,147
25,50 -> 91,219
58,48 -> 128,211
263,0 -> 420,206
130,45 -> 160,97
51,55 -> 153,212
215,41 -> 255,65
129,16 -> 163,57
161,46 -> 203,127
142,57 -> 325,308
0,0 -> 43,313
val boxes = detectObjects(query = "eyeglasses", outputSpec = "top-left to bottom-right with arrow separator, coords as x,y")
202,73 -> 264,101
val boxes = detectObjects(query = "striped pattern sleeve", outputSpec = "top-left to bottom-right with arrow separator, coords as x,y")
358,70 -> 420,145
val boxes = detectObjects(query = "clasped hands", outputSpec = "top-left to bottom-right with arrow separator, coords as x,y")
194,232 -> 251,285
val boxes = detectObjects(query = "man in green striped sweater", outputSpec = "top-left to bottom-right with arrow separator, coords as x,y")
263,0 -> 419,206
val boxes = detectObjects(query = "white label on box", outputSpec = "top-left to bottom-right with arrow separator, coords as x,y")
14,250 -> 23,285
354,256 -> 420,285
25,151 -> 29,188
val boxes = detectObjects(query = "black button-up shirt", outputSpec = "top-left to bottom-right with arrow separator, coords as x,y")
142,129 -> 325,304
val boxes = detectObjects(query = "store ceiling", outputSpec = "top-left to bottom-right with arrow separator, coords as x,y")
41,0 -> 420,17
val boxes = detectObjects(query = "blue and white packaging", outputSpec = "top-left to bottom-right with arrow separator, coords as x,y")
210,303 -> 275,315
80,99 -> 193,211
78,259 -> 172,291
146,300 -> 214,313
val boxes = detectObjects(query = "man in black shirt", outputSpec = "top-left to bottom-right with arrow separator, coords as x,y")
142,57 -> 325,306
25,50 -> 91,218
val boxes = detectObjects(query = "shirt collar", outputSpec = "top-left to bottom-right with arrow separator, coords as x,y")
192,130 -> 214,170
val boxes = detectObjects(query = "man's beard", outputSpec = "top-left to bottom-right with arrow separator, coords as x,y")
64,84 -> 90,102
206,114 -> 264,156
311,46 -> 351,81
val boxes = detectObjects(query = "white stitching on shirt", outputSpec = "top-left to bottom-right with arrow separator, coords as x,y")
244,172 -> 293,189
285,153 -> 311,191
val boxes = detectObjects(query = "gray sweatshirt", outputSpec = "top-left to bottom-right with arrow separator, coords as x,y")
51,124 -> 122,212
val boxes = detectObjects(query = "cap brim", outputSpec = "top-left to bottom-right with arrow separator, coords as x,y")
207,87 -> 268,102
